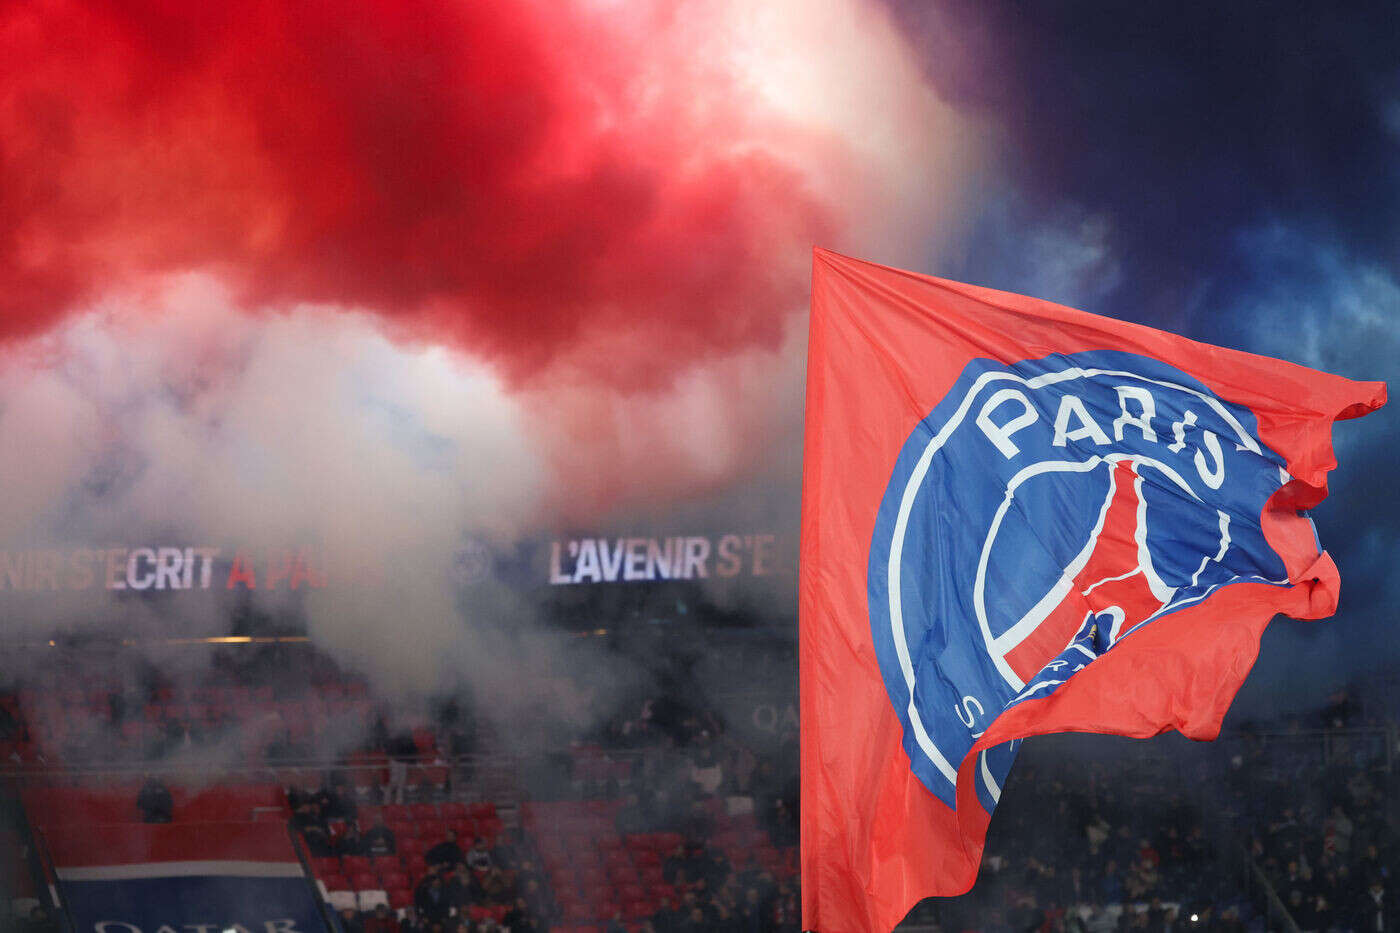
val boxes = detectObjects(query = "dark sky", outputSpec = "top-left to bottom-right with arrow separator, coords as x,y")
885,0 -> 1399,710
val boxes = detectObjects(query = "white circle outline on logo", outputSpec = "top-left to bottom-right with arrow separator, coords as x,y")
884,364 -> 1262,788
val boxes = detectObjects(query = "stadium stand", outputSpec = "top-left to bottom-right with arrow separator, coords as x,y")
1,639 -> 1394,931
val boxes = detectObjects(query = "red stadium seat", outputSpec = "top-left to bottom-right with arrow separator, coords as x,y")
439,802 -> 467,820
388,887 -> 412,908
341,855 -> 371,875
381,871 -> 409,890
349,871 -> 378,891
413,765 -> 449,792
320,873 -> 350,892
607,865 -> 638,884
409,803 -> 438,820
570,848 -> 602,869
351,767 -> 386,795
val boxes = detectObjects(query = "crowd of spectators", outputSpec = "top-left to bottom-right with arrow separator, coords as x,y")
897,687 -> 1400,933
553,687 -> 802,932
5,632 -> 1396,933
903,744 -> 1253,933
290,774 -> 557,933
1223,726 -> 1398,931
353,836 -> 548,933
310,675 -> 804,932
471,667 -> 1395,933
643,838 -> 801,932
590,691 -> 798,850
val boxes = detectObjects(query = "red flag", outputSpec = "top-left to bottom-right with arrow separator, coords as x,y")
799,248 -> 1385,932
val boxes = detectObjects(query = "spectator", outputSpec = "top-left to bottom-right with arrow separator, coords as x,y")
700,848 -> 731,890
689,745 -> 723,797
362,813 -> 397,856
300,822 -> 333,856
316,781 -> 355,822
414,871 -> 452,922
362,904 -> 400,933
479,866 -> 510,905
520,877 -> 555,926
338,906 -> 363,933
292,793 -> 332,856
652,896 -> 681,933
385,732 -> 415,804
1327,803 -> 1355,855
334,821 -> 364,856
1360,877 -> 1395,931
443,863 -> 473,907
287,781 -> 318,812
736,887 -> 770,933
22,905 -> 59,933
426,829 -> 464,870
397,907 -> 424,933
503,897 -> 537,933
615,792 -> 649,836
137,776 -> 173,823
465,836 -> 492,873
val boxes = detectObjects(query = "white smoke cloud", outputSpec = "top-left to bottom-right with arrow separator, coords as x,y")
0,276 -> 587,708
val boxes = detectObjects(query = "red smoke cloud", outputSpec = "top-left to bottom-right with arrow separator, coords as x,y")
0,0 -> 836,387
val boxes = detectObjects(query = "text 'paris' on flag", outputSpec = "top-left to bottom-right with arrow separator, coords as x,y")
799,248 -> 1386,932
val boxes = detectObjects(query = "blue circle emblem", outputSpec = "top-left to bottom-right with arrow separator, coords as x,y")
867,350 -> 1291,806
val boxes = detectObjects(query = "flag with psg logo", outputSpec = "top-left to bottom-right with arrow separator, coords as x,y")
799,248 -> 1385,932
